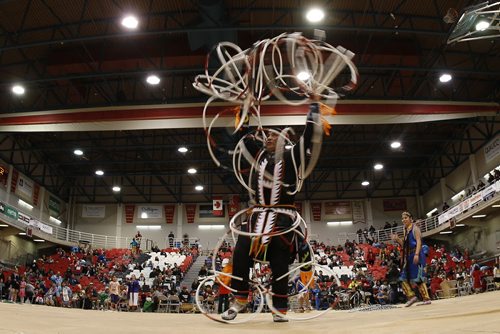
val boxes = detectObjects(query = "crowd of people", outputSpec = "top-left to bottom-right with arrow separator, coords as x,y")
0,243 -> 198,312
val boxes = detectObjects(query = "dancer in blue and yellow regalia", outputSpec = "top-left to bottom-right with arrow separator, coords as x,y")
391,211 -> 431,306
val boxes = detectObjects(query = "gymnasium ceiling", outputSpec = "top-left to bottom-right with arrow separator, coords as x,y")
0,0 -> 498,204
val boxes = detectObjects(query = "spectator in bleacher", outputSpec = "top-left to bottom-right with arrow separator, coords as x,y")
109,276 -> 120,310
442,202 -> 450,212
130,238 -> 139,256
366,248 -> 376,266
356,228 -> 363,243
191,278 -> 200,292
391,211 -> 431,307
168,231 -> 175,248
494,264 -> 500,289
477,179 -> 485,190
178,285 -> 191,304
472,265 -> 483,293
369,225 -> 376,237
383,221 -> 392,230
61,281 -> 72,307
0,276 -> 6,301
376,287 -> 389,304
127,274 -> 140,311
135,231 -> 142,246
198,265 -> 208,278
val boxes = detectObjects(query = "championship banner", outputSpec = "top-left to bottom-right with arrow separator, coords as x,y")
185,204 -> 196,224
10,169 -> 18,194
164,205 -> 175,224
228,194 -> 240,218
324,201 -> 352,216
352,201 -> 365,224
310,202 -> 322,221
48,196 -> 61,215
213,197 -> 224,217
33,183 -> 40,206
17,175 -> 34,200
294,201 -> 303,217
82,205 -> 106,218
137,205 -> 163,219
483,134 -> 499,163
383,198 -> 407,211
124,205 -> 135,224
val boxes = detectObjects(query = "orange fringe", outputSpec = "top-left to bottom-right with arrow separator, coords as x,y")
319,103 -> 336,136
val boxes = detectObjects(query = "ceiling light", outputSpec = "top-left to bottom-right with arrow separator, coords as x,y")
306,8 -> 325,23
451,190 -> 465,201
198,225 -> 225,230
112,186 -> 121,192
73,149 -> 83,156
49,216 -> 62,224
472,214 -> 486,218
374,163 -> 384,170
426,208 -> 438,217
137,225 -> 162,230
456,223 -> 465,227
390,141 -> 401,149
297,71 -> 310,81
187,168 -> 197,174
195,185 -> 204,191
18,199 -> 33,210
121,15 -> 139,29
439,73 -> 452,83
327,222 -> 339,226
0,224 -> 8,227
146,75 -> 160,85
492,204 -> 500,208
439,231 -> 453,235
95,170 -> 104,176
12,85 -> 25,95
475,20 -> 490,31
18,232 -> 26,235
33,239 -> 45,242
361,181 -> 370,186
178,147 -> 188,153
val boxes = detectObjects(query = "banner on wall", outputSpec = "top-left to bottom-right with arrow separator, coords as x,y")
17,175 -> 34,199
383,198 -> 407,211
185,204 -> 196,223
48,196 -> 61,215
18,212 -> 30,225
324,201 -> 352,216
228,194 -> 240,218
137,205 -> 163,219
352,201 -> 365,224
33,183 -> 40,206
212,197 -> 224,217
310,202 -> 322,221
438,182 -> 500,225
10,169 -> 18,194
484,134 -> 499,163
0,202 -> 18,220
294,201 -> 303,217
124,205 -> 135,224
29,218 -> 53,235
82,205 -> 106,218
0,165 -> 8,188
164,205 -> 175,224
